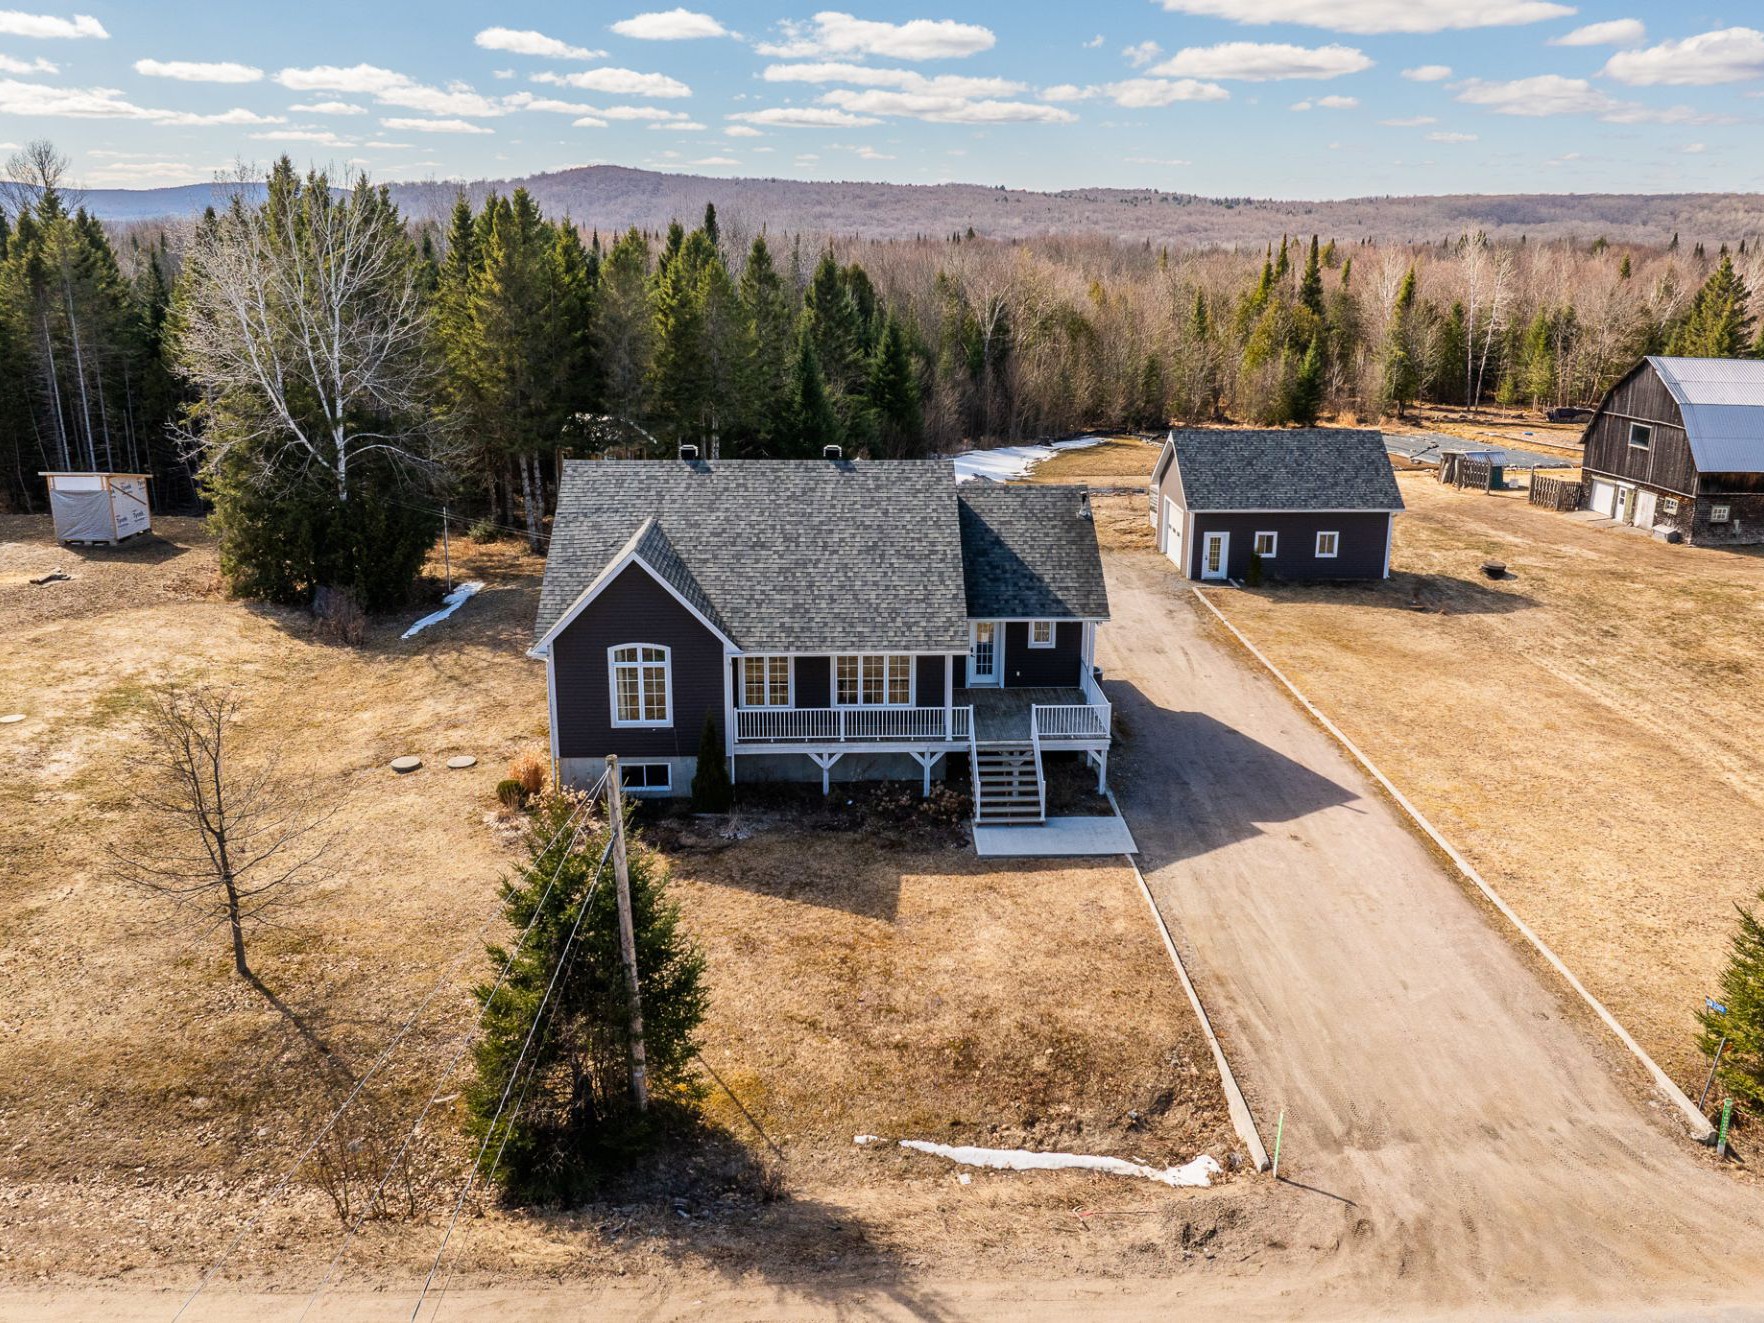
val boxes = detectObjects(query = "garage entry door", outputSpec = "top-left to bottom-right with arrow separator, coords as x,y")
1586,478 -> 1616,517
1163,498 -> 1184,571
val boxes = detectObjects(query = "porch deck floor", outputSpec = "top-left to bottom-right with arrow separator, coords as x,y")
954,686 -> 1087,743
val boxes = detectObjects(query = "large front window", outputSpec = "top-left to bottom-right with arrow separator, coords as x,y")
740,655 -> 790,707
610,644 -> 671,726
835,654 -> 913,706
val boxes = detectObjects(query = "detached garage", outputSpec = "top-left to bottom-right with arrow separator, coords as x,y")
1148,429 -> 1403,581
40,472 -> 152,545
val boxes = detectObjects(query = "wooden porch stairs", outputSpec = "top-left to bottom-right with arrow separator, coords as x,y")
971,741 -> 1046,826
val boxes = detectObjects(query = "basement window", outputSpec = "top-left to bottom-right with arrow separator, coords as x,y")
1315,531 -> 1340,559
1711,503 -> 1732,524
1028,621 -> 1056,648
1661,497 -> 1679,517
1253,531 -> 1278,557
621,762 -> 671,793
1628,422 -> 1653,450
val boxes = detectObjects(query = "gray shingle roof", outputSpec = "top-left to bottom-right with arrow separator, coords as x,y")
535,459 -> 973,653
1164,428 -> 1404,512
957,485 -> 1110,620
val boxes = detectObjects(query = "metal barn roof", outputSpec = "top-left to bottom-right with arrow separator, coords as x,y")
1648,356 -> 1764,474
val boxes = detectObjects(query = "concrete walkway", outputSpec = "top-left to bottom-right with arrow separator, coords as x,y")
973,812 -> 1136,858
1097,547 -> 1764,1320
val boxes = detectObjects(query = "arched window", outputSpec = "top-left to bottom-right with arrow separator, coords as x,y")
609,644 -> 671,727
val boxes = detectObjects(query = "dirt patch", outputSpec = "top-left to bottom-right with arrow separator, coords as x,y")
1179,475 -> 1764,1094
0,513 -> 1245,1298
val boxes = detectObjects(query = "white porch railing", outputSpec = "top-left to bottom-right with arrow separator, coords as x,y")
1032,672 -> 1112,743
735,705 -> 973,745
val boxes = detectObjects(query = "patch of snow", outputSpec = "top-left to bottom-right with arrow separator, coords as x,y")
401,581 -> 484,640
951,435 -> 1105,484
899,1140 -> 1221,1188
853,1134 -> 880,1146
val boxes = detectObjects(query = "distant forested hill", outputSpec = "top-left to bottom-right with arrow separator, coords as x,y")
80,165 -> 1764,248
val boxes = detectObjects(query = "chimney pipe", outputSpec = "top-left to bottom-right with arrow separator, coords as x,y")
1078,490 -> 1092,520
678,443 -> 700,461
823,445 -> 843,461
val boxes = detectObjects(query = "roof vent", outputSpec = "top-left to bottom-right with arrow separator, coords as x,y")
678,443 -> 700,461
1078,490 -> 1092,521
823,444 -> 843,461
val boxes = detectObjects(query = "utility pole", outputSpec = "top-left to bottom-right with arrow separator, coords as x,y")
604,756 -> 649,1112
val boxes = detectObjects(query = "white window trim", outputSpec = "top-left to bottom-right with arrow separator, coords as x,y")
1253,531 -> 1278,558
1710,502 -> 1732,524
608,643 -> 672,728
832,653 -> 917,708
738,654 -> 793,708
1627,422 -> 1653,450
1315,531 -> 1340,559
1661,496 -> 1679,516
1028,621 -> 1056,649
621,762 -> 672,793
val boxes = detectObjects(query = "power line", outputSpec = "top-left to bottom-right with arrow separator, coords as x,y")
173,788 -> 601,1322
294,783 -> 607,1319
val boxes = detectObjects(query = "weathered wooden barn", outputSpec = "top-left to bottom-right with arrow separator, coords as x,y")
1581,356 -> 1764,545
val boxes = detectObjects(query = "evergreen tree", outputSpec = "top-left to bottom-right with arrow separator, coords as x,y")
733,234 -> 796,454
465,797 -> 707,1202
691,715 -> 732,811
801,249 -> 865,401
1697,890 -> 1764,1116
592,229 -> 655,429
785,333 -> 841,456
1287,332 -> 1325,427
1299,234 -> 1325,318
1668,255 -> 1754,358
701,201 -> 719,250
864,315 -> 923,456
1381,267 -> 1422,418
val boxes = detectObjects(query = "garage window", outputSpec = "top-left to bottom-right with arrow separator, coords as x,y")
1628,422 -> 1653,450
1315,531 -> 1340,558
1711,503 -> 1732,524
1253,531 -> 1278,557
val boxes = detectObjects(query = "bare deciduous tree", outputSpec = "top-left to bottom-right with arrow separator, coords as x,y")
112,685 -> 334,979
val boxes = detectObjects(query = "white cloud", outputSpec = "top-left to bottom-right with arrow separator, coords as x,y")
1102,77 -> 1230,107
250,128 -> 354,145
277,63 -> 503,116
572,115 -> 609,127
500,90 -> 611,114
289,99 -> 367,115
1603,28 -> 1764,86
690,154 -> 741,165
532,67 -> 691,97
0,11 -> 107,39
1402,64 -> 1452,81
1550,18 -> 1645,48
724,124 -> 762,136
1151,0 -> 1572,34
592,104 -> 692,120
852,144 -> 894,159
762,62 -> 1024,97
1154,41 -> 1370,80
1426,130 -> 1477,141
1039,83 -> 1088,102
474,28 -> 604,60
1683,141 -> 1706,153
1380,114 -> 1435,125
0,51 -> 52,73
134,58 -> 262,83
381,116 -> 495,134
1291,94 -> 1357,110
1083,34 -> 1104,49
756,11 -> 995,60
610,9 -> 730,40
1122,40 -> 1163,69
727,105 -> 881,127
818,86 -> 1077,123
0,76 -> 273,125
1454,74 -> 1723,124
647,119 -> 708,130
153,106 -> 284,126
85,159 -> 228,185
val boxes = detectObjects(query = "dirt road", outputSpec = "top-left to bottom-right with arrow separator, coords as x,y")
1098,545 -> 1764,1319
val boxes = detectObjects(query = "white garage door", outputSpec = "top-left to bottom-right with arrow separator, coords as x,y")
1586,479 -> 1616,517
1163,498 -> 1184,572
1633,488 -> 1657,528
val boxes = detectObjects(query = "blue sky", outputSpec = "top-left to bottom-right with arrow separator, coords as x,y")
2,2 -> 1761,196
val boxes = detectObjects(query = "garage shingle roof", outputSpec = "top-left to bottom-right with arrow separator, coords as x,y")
957,485 -> 1110,620
535,459 -> 974,653
1165,428 -> 1404,512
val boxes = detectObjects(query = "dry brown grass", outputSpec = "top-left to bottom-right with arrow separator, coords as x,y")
1184,475 -> 1764,1092
1024,436 -> 1166,486
0,513 -> 1244,1294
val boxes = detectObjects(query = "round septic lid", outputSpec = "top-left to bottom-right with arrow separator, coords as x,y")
0,714 -> 23,725
390,755 -> 422,773
446,755 -> 477,769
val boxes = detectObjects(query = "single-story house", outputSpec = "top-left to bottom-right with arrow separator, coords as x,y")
530,450 -> 1112,825
1580,356 -> 1764,544
1148,428 -> 1403,581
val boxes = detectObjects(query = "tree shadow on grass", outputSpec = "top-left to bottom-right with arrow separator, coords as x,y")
1231,569 -> 1537,616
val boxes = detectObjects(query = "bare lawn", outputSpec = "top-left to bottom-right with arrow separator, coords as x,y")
0,514 -> 1245,1301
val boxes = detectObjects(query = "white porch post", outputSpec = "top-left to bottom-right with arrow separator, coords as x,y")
723,652 -> 737,783
944,654 -> 953,736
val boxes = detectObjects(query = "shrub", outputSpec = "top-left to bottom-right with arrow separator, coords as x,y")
508,750 -> 548,797
467,517 -> 500,544
1698,889 -> 1764,1118
691,715 -> 732,812
496,778 -> 527,810
1247,551 -> 1265,588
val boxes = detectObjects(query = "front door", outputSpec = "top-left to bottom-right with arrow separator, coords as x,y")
967,621 -> 1000,686
1201,531 -> 1229,581
1615,486 -> 1634,524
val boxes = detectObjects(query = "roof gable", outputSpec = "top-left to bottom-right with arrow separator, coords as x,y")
1165,428 -> 1403,513
958,485 -> 1110,621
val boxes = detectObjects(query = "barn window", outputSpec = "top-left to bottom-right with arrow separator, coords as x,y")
740,656 -> 791,707
1711,503 -> 1732,524
1253,531 -> 1278,557
1661,497 -> 1679,516
1028,621 -> 1056,648
1628,423 -> 1653,450
1315,531 -> 1340,558
609,644 -> 671,727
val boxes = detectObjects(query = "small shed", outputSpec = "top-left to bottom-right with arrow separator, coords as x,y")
40,472 -> 152,545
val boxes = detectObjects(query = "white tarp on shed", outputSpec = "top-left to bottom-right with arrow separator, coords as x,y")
1649,356 -> 1764,473
44,472 -> 153,543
